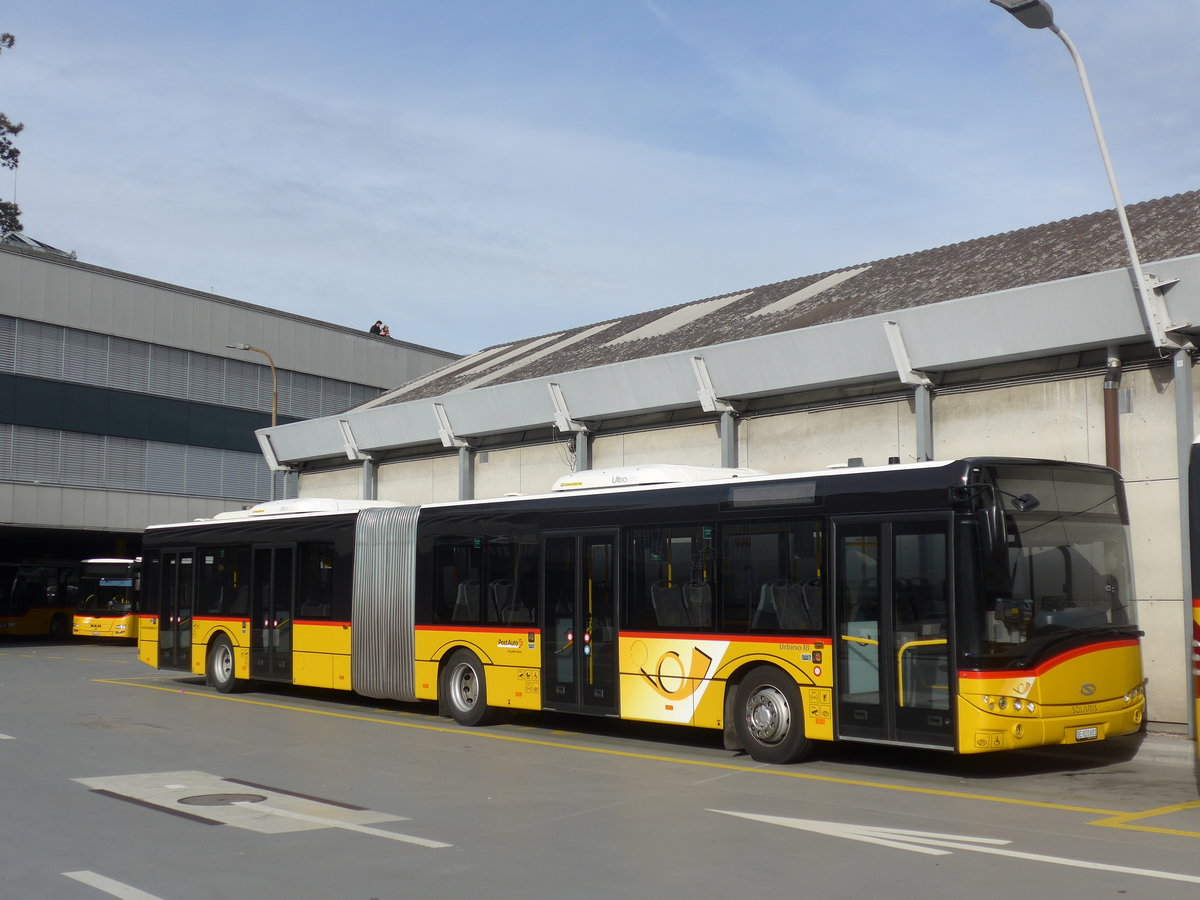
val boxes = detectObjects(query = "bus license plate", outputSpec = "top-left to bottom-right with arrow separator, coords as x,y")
1075,726 -> 1099,742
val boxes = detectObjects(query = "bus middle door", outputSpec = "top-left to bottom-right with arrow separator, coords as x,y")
250,545 -> 295,681
541,532 -> 618,715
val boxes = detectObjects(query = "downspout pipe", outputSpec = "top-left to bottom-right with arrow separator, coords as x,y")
1103,345 -> 1122,472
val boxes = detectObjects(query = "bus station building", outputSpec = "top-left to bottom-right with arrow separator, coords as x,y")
0,237 -> 458,567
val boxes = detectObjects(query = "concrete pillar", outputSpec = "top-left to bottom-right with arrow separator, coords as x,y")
720,410 -> 738,468
361,458 -> 378,500
915,384 -> 934,461
458,445 -> 474,501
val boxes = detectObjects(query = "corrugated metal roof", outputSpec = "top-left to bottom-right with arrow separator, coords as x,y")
369,189 -> 1200,405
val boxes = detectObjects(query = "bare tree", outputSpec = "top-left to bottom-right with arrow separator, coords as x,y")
1,33 -> 24,235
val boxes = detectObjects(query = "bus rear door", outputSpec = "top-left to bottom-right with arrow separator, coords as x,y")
834,516 -> 954,749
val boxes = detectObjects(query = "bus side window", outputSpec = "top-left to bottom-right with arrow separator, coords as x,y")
433,536 -> 482,625
725,519 -> 824,633
625,525 -> 714,631
199,552 -> 224,615
298,542 -> 335,619
482,533 -> 539,625
225,546 -> 250,616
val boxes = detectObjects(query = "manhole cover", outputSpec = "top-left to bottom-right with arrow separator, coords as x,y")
178,793 -> 268,807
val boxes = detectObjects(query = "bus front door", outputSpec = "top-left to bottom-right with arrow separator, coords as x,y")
158,551 -> 195,672
250,546 -> 294,681
834,517 -> 953,749
542,533 -> 618,715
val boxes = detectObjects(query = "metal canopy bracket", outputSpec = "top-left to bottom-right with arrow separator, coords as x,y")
255,432 -> 290,473
691,356 -> 737,414
548,382 -> 588,434
338,418 -> 375,462
432,402 -> 469,449
883,321 -> 932,387
548,382 -> 592,471
1138,273 -> 1192,352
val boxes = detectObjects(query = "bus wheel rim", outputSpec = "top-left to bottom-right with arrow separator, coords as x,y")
746,685 -> 791,745
216,645 -> 232,681
452,663 -> 478,710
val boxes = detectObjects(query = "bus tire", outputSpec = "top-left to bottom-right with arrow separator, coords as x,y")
207,635 -> 241,694
441,649 -> 493,726
49,613 -> 70,640
734,665 -> 811,764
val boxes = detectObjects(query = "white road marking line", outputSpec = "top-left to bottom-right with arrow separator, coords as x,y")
234,802 -> 451,848
710,811 -> 1200,885
63,871 -> 165,900
0,733 -> 14,740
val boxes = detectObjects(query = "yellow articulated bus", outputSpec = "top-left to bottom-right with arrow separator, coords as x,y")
73,558 -> 140,641
0,562 -> 76,639
137,457 -> 1144,764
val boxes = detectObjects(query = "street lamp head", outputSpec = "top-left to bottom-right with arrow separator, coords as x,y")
990,0 -> 1056,30
226,343 -> 252,351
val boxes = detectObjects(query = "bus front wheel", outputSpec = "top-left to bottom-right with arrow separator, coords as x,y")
207,636 -> 241,694
734,666 -> 811,764
441,649 -> 493,726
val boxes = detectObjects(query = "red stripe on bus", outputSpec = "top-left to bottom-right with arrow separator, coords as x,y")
416,624 -> 542,635
620,630 -> 831,644
957,638 -> 1139,680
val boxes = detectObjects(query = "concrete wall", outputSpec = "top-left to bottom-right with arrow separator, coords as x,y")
593,423 -> 722,469
744,400 -> 913,471
0,482 -> 236,531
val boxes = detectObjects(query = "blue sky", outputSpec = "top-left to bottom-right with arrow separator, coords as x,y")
4,1 -> 1198,354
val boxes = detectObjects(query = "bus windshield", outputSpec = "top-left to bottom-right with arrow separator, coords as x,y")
77,561 -> 136,617
968,463 -> 1137,667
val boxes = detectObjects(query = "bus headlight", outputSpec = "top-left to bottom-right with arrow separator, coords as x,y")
1124,683 -> 1145,704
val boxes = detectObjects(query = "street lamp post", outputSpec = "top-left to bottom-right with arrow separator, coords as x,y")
227,342 -> 279,499
990,0 -> 1183,350
991,0 -> 1195,740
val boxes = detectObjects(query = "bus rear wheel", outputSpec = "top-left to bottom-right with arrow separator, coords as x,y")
734,666 -> 811,764
207,635 -> 241,694
441,649 -> 493,726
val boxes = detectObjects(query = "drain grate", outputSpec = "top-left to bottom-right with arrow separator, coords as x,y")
178,793 -> 267,807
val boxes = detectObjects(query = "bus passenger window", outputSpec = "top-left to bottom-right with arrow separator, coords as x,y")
432,536 -> 482,625
198,552 -> 225,615
724,519 -> 824,633
298,542 -> 336,619
225,546 -> 250,616
626,525 -> 714,631
482,533 -> 539,625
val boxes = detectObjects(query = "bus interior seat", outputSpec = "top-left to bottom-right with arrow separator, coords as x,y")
752,579 -> 787,628
683,581 -> 712,627
773,580 -> 813,631
651,580 -> 688,627
451,579 -> 480,622
488,579 -> 513,621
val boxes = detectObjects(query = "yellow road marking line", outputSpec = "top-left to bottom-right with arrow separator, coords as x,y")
1089,800 -> 1200,838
